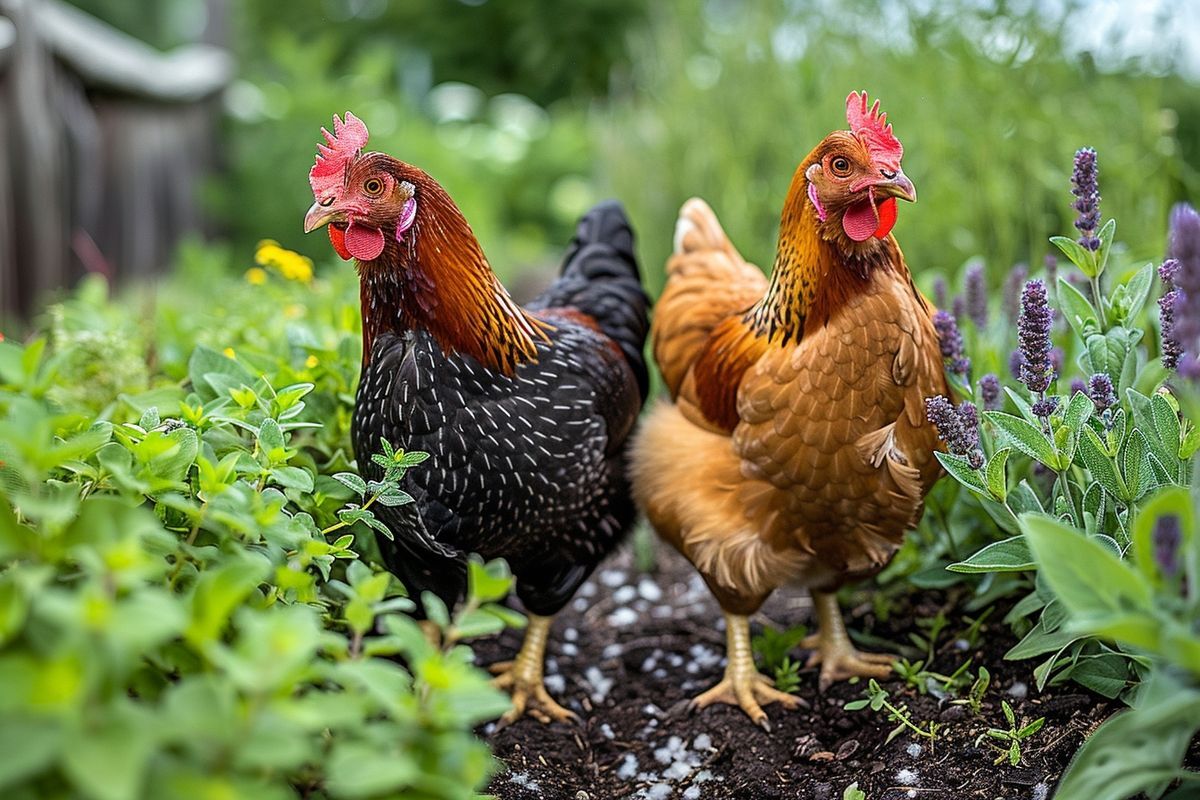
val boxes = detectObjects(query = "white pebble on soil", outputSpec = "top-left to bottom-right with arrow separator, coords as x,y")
564,627 -> 578,642
1008,681 -> 1029,699
642,784 -> 672,800
1033,782 -> 1050,800
602,643 -> 623,659
585,666 -> 613,703
600,569 -> 627,588
616,753 -> 639,780
613,585 -> 638,604
579,581 -> 597,597
544,674 -> 565,695
906,743 -> 923,758
683,787 -> 701,800
638,577 -> 663,602
608,607 -> 638,627
896,768 -> 919,786
572,597 -> 588,612
508,772 -> 540,791
600,722 -> 615,740
561,642 -> 578,657
694,733 -> 712,751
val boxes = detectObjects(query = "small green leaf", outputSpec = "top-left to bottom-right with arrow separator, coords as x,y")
948,537 -> 1034,574
985,412 -> 1059,469
331,472 -> 367,497
984,448 -> 1011,502
258,418 -> 286,460
269,466 -> 314,493
467,558 -> 512,604
1051,236 -> 1097,278
1078,427 -> 1127,501
1056,276 -> 1101,340
934,452 -> 988,495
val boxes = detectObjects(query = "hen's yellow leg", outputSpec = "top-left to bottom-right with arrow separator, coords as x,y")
488,613 -> 578,726
690,611 -> 806,732
803,590 -> 896,690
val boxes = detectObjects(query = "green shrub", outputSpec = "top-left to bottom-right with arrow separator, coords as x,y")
0,250 -> 518,799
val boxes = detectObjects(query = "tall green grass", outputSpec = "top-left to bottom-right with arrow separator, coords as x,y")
595,0 -> 1198,296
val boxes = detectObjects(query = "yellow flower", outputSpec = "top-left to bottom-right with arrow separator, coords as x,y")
305,354 -> 319,369
223,347 -> 236,359
279,254 -> 314,283
254,240 -> 313,283
245,267 -> 268,285
283,303 -> 306,319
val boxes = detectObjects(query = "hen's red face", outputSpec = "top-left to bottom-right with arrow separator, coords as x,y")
805,131 -> 915,244
804,92 -> 916,247
302,113 -> 418,262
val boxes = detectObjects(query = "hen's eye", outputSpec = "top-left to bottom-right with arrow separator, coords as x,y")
830,156 -> 851,176
363,178 -> 384,196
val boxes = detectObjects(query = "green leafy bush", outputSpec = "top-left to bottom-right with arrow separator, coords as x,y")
0,252 -> 519,799
921,153 -> 1200,796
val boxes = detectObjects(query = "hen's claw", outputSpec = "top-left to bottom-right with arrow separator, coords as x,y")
690,611 -> 807,730
804,590 -> 896,691
486,614 -> 578,727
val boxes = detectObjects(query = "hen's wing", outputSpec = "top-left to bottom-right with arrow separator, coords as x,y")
652,198 -> 769,431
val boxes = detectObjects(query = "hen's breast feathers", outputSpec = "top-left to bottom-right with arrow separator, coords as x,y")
356,316 -> 639,562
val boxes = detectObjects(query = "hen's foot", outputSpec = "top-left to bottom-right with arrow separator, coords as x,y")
487,614 -> 577,727
804,590 -> 896,691
689,611 -> 807,732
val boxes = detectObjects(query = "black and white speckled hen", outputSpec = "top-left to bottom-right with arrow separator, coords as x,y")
302,112 -> 650,724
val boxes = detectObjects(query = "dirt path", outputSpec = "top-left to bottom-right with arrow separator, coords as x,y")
476,542 -> 1159,800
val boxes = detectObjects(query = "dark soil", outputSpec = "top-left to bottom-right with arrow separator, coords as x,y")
475,540 -> 1197,800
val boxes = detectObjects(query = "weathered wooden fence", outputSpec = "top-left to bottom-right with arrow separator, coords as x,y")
0,0 -> 232,327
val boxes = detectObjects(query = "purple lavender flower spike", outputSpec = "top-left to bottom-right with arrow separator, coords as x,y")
979,373 -> 1001,410
925,396 -> 984,469
1167,204 -> 1200,372
965,260 -> 988,329
1087,373 -> 1116,412
1018,279 -> 1055,394
933,276 -> 948,309
933,310 -> 970,378
1153,513 -> 1182,579
1168,203 -> 1200,293
1009,349 -> 1026,380
1069,377 -> 1087,397
1071,147 -> 1101,251
1159,259 -> 1182,370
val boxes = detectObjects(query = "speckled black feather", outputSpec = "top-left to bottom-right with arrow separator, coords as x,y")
352,202 -> 649,617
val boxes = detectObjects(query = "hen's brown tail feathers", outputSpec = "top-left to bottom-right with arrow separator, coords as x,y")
653,199 -> 768,399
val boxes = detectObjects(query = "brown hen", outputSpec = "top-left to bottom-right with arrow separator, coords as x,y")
631,92 -> 947,729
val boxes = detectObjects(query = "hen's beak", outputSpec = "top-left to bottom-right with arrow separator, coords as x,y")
304,202 -> 342,233
874,168 -> 917,203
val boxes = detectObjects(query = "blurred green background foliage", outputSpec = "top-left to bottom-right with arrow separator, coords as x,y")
66,0 -> 1200,298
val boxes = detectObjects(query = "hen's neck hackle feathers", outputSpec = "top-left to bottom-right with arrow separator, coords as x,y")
358,170 -> 550,374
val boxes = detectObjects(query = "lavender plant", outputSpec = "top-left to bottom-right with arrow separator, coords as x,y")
922,152 -> 1200,800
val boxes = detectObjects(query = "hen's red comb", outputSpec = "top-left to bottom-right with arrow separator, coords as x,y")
310,112 -> 370,197
846,91 -> 902,170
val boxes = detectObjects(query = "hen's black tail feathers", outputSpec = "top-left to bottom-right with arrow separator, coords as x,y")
530,200 -> 651,400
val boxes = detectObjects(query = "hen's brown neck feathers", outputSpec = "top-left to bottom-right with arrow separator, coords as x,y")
745,165 -> 901,344
357,173 -> 550,373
